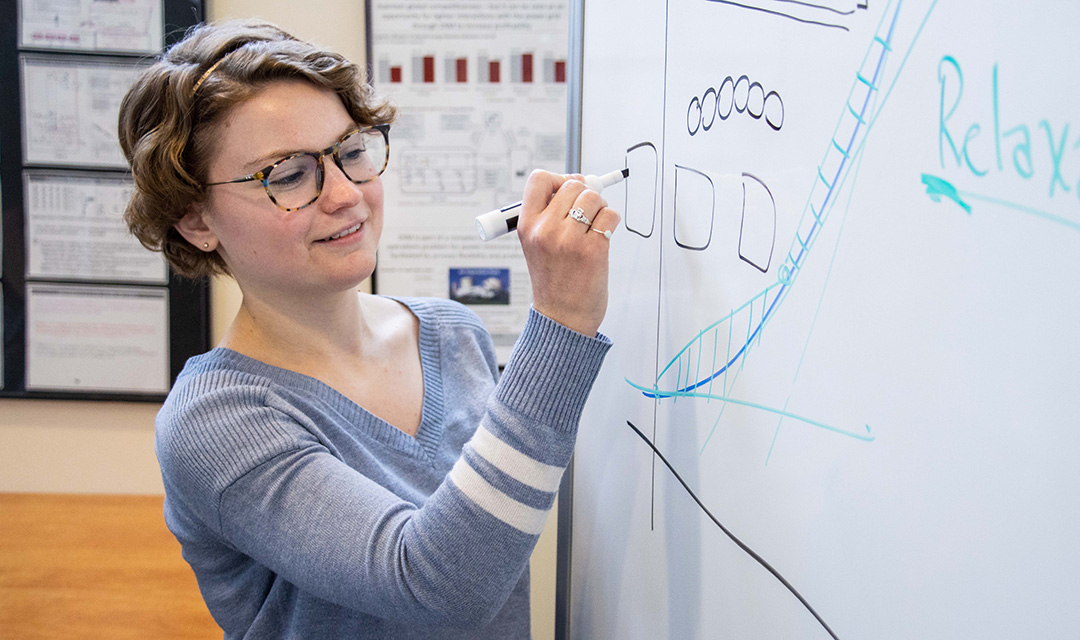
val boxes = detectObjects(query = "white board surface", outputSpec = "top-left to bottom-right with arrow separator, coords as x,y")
570,1 -> 1080,638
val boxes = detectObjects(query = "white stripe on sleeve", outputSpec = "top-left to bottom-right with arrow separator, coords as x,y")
448,458 -> 550,536
470,426 -> 565,493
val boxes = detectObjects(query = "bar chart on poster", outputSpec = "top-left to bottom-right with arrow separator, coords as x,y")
568,1 -> 1080,638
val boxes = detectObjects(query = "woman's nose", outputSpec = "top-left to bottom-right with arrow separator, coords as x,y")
318,157 -> 363,211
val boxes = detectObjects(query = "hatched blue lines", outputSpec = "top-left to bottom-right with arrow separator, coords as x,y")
629,0 -> 937,444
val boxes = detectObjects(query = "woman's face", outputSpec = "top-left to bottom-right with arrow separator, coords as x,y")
197,79 -> 384,299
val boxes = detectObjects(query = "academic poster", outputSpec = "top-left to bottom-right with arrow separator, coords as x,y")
371,1 -> 572,364
19,0 -> 163,53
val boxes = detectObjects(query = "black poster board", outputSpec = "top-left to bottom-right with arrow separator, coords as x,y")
0,0 -> 209,402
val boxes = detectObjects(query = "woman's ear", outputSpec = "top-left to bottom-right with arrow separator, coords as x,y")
174,205 -> 219,252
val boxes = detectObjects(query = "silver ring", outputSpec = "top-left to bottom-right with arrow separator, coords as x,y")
568,207 -> 592,225
591,227 -> 613,239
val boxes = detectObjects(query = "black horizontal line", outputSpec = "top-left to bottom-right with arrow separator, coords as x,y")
705,0 -> 850,31
773,0 -> 856,16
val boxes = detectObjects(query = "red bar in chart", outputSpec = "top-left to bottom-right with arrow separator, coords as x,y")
555,61 -> 566,83
489,60 -> 501,83
423,56 -> 435,83
456,58 -> 468,83
391,66 -> 402,83
522,53 -> 534,83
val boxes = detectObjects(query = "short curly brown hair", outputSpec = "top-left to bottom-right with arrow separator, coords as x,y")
118,19 -> 397,278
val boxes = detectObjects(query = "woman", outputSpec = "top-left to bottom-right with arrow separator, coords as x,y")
119,19 -> 619,639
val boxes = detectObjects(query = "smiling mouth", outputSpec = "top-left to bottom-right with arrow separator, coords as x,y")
320,222 -> 363,242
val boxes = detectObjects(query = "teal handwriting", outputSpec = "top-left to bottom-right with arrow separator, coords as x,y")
938,56 -> 1076,202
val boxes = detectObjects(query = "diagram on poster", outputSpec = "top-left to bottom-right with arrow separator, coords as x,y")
21,56 -> 143,168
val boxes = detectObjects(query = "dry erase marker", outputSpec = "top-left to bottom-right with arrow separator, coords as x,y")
475,168 -> 630,241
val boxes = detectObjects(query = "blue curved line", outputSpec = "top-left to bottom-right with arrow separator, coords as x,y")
626,377 -> 875,442
646,285 -> 785,398
642,1 -> 906,400
654,282 -> 783,381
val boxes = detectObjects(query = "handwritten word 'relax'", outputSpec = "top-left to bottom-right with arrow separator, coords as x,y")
939,56 -> 1076,202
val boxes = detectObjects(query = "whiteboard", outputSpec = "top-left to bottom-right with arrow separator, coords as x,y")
569,1 -> 1080,638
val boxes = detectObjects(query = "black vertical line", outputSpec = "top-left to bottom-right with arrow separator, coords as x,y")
365,0 -> 379,296
364,0 -> 373,76
651,0 -> 672,533
555,1 -> 586,637
0,0 -> 25,393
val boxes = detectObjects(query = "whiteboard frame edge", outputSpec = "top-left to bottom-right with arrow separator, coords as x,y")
555,1 -> 585,638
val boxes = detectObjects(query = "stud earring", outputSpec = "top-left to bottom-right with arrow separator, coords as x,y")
203,243 -> 210,250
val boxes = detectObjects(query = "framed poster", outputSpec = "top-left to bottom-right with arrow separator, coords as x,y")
19,0 -> 164,54
20,55 -> 144,169
24,171 -> 168,284
370,0 -> 572,364
26,283 -> 170,394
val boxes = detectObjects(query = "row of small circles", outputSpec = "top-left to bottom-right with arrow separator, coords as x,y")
687,75 -> 784,135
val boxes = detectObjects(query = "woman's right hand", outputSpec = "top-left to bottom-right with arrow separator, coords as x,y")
515,169 -> 621,337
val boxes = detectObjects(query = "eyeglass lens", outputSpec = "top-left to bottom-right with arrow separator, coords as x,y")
265,129 -> 387,209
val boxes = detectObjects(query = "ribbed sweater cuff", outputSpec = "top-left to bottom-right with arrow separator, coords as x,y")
495,307 -> 612,432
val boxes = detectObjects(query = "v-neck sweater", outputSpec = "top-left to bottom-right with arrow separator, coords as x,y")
155,297 -> 611,639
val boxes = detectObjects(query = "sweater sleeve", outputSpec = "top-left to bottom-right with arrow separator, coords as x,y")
176,308 -> 610,627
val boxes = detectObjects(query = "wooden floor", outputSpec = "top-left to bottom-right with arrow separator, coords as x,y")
0,493 -> 220,640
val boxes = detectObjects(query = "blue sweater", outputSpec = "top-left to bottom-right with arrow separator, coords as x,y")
156,297 -> 611,639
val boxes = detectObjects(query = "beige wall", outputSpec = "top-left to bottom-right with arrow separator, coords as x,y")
206,0 -> 369,67
0,3 -> 558,637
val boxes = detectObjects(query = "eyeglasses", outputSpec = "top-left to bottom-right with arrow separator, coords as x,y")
204,124 -> 390,211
